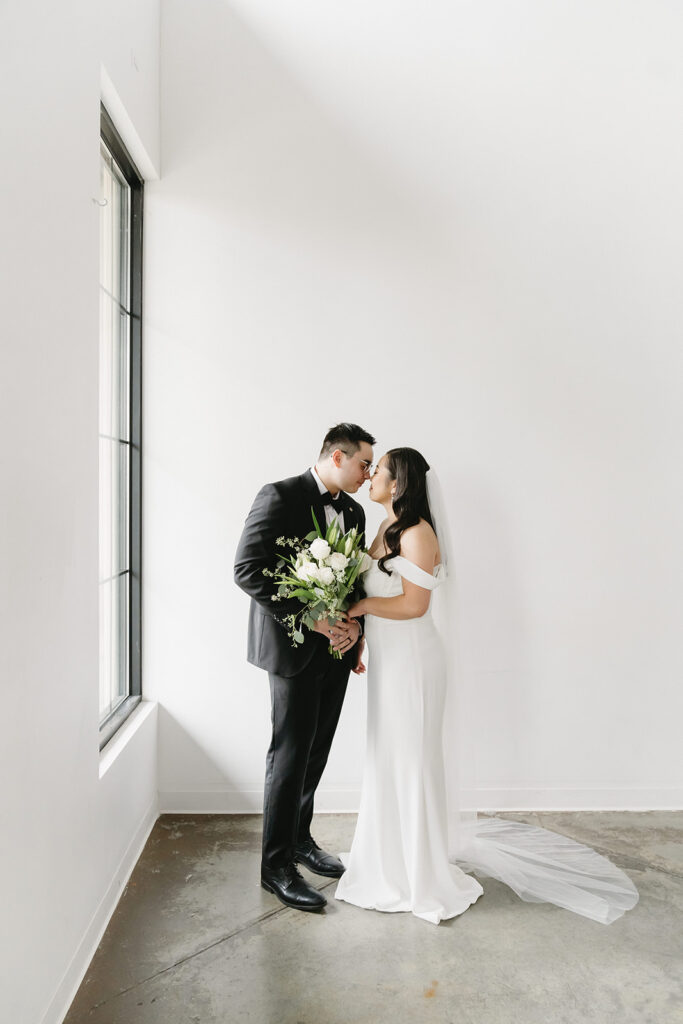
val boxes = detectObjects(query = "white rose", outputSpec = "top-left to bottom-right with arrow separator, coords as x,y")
327,552 -> 348,571
298,561 -> 318,581
358,552 -> 373,573
317,566 -> 334,585
309,538 -> 331,561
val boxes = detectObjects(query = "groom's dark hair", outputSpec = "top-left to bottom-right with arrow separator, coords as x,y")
319,422 -> 376,458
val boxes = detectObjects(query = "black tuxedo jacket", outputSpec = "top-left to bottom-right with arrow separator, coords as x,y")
234,469 -> 367,678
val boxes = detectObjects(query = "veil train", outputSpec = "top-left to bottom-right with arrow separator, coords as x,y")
425,468 -> 639,925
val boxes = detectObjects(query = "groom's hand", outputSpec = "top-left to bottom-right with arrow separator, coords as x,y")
312,615 -> 360,654
335,618 -> 361,653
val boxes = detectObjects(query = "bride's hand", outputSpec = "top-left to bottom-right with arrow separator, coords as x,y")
312,614 -> 350,642
351,637 -> 366,675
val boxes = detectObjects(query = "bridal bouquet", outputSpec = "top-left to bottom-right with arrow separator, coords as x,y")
263,508 -> 372,659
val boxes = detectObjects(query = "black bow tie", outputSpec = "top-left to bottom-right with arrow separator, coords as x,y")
321,491 -> 345,513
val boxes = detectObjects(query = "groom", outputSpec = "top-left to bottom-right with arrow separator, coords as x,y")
234,423 -> 376,912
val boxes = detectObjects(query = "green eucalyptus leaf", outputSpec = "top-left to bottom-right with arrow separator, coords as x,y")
310,507 -> 323,538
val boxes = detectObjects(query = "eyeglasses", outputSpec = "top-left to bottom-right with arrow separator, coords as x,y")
339,448 -> 374,475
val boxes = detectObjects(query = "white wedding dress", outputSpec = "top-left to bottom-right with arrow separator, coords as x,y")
335,555 -> 484,924
335,554 -> 639,926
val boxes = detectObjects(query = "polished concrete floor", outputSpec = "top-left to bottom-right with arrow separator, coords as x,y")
64,811 -> 683,1024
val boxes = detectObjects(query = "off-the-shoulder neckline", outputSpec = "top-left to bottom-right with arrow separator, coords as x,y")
370,555 -> 442,577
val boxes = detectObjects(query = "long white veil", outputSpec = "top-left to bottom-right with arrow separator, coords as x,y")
425,468 -> 639,924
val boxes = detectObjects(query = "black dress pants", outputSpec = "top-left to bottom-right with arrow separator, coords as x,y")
262,645 -> 351,870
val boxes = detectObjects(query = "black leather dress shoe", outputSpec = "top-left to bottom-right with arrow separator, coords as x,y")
294,838 -> 346,878
261,863 -> 327,912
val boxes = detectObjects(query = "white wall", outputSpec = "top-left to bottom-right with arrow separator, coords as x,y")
0,2 -> 160,1022
148,0 -> 683,815
0,4 -> 679,1015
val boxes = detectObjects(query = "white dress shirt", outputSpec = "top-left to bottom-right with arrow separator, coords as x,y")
310,466 -> 345,534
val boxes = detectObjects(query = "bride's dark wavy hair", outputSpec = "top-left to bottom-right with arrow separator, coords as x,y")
378,447 -> 434,575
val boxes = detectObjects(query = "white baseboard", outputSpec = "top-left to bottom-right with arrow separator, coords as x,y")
43,797 -> 159,1024
158,786 -> 683,814
159,789 -> 364,813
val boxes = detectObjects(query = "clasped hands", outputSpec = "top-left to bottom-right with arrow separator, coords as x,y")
312,613 -> 365,673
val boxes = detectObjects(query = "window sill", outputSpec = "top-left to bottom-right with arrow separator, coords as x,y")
99,699 -> 157,779
99,695 -> 142,752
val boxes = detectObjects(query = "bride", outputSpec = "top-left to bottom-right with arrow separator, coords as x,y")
335,447 -> 639,926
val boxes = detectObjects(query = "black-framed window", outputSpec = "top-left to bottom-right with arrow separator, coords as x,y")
98,104 -> 143,750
